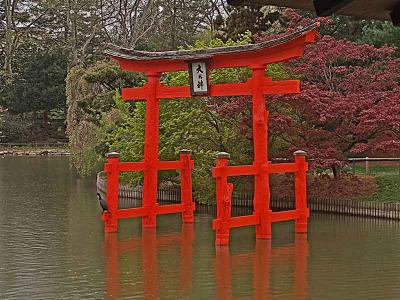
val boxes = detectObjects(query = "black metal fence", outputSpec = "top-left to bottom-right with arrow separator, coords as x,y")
97,172 -> 400,220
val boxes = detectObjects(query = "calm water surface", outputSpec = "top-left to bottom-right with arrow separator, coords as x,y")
1,157 -> 400,299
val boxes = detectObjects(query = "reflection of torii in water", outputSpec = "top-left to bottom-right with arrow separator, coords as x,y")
104,224 -> 194,300
104,225 -> 309,299
215,235 -> 309,300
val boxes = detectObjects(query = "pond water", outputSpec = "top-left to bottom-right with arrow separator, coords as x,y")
1,157 -> 400,299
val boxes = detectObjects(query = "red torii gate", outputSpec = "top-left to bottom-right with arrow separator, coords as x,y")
103,23 -> 318,238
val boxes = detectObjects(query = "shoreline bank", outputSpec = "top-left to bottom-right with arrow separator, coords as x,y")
0,149 -> 70,156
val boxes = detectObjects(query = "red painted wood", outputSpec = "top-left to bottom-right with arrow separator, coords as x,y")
295,155 -> 309,233
122,86 -> 148,100
189,160 -> 194,169
118,161 -> 146,172
105,155 -> 119,233
141,73 -> 160,228
103,26 -> 315,239
212,164 -> 257,177
251,66 -> 272,240
213,162 -> 302,176
157,204 -> 185,215
209,37 -> 306,69
305,30 -> 317,43
225,165 -> 257,176
102,155 -> 195,229
210,68 -> 310,244
114,203 -> 190,219
116,207 -> 148,219
117,57 -> 188,73
270,210 -> 300,222
157,160 -> 183,170
215,156 -> 232,246
158,84 -> 190,99
263,80 -> 300,95
228,215 -> 260,228
122,79 -> 301,101
210,82 -> 251,97
115,31 -> 316,73
180,152 -> 195,223
267,163 -> 298,174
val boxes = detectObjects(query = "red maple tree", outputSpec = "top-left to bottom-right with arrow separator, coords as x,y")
274,34 -> 400,175
217,11 -> 400,177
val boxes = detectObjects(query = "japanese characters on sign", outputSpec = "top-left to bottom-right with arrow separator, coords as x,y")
189,61 -> 209,96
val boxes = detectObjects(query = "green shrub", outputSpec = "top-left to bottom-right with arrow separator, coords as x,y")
0,112 -> 33,142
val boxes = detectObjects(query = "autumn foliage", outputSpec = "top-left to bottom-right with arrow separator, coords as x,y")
224,11 -> 400,176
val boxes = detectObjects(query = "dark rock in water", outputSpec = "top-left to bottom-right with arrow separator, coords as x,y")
97,193 -> 108,212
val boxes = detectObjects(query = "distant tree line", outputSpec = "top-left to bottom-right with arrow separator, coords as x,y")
1,2 -> 400,192
0,0 -> 228,142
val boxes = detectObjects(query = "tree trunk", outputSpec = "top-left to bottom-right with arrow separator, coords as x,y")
332,164 -> 341,179
66,0 -> 79,66
3,0 -> 17,80
170,0 -> 177,49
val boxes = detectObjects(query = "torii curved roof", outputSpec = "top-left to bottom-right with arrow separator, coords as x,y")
107,22 -> 319,73
106,23 -> 318,61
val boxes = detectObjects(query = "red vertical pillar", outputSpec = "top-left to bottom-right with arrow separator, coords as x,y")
251,66 -> 272,239
294,150 -> 309,233
215,152 -> 233,246
142,73 -> 161,228
180,149 -> 195,223
104,152 -> 120,233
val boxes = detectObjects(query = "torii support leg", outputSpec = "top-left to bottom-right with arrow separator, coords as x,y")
215,152 -> 233,246
180,150 -> 195,223
142,73 -> 161,228
104,152 -> 120,233
294,150 -> 309,233
251,66 -> 272,239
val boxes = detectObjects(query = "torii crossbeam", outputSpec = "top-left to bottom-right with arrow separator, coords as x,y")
104,23 -> 318,240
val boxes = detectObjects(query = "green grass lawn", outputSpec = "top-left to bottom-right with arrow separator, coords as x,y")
367,175 -> 400,202
353,164 -> 400,202
354,164 -> 400,176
